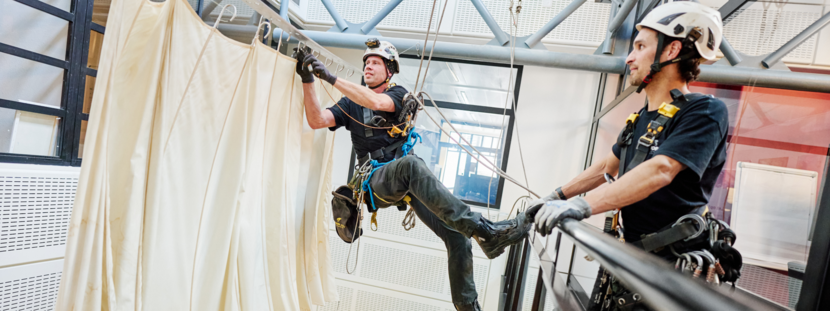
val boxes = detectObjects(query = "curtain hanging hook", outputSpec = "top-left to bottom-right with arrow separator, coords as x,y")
325,58 -> 333,67
336,64 -> 345,72
212,4 -> 237,29
348,69 -> 355,77
276,30 -> 285,51
253,19 -> 273,44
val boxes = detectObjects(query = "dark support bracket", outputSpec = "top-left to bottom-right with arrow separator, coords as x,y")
797,145 -> 830,311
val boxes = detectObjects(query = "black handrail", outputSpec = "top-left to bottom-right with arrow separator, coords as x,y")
539,218 -> 788,311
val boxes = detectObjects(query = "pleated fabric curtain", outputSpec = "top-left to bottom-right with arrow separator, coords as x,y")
56,0 -> 339,309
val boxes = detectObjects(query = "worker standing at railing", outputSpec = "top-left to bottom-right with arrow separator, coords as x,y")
531,1 -> 730,310
295,39 -> 532,311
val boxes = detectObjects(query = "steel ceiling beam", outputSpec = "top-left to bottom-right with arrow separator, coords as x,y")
279,0 -> 289,21
321,0 -> 349,32
762,12 -> 830,69
360,0 -> 403,34
608,0 -> 637,33
718,0 -> 754,22
278,30 -> 830,93
524,0 -> 587,49
470,0 -> 509,45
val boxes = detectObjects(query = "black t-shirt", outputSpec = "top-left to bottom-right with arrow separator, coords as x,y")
327,85 -> 408,162
611,94 -> 728,242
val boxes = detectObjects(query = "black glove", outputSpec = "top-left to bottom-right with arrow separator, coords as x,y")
294,48 -> 314,83
303,53 -> 338,85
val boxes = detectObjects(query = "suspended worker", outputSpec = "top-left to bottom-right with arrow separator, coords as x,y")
529,1 -> 738,309
295,39 -> 532,311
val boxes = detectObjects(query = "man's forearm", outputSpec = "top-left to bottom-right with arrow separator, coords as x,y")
332,78 -> 389,111
560,163 -> 608,199
583,155 -> 682,214
302,83 -> 326,129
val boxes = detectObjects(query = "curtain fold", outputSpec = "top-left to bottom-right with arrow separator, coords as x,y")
57,0 -> 338,309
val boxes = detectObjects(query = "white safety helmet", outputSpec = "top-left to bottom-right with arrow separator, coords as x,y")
636,1 -> 723,60
363,38 -> 400,74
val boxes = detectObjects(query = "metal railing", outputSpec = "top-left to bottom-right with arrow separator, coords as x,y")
512,219 -> 789,311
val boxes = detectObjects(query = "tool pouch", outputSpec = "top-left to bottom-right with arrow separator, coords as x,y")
331,185 -> 362,243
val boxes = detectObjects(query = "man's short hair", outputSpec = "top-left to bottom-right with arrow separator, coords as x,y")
665,37 -> 702,83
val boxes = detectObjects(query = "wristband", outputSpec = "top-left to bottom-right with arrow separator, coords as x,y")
555,187 -> 567,200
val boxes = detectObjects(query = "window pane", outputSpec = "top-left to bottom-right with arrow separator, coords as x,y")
413,107 -> 509,206
83,75 -> 96,114
0,54 -> 64,108
92,0 -> 112,26
0,1 -> 70,60
88,31 -> 104,70
393,58 -> 518,109
78,120 -> 88,158
0,107 -> 61,156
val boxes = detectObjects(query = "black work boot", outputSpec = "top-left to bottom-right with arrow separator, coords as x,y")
472,212 -> 532,259
454,300 -> 482,311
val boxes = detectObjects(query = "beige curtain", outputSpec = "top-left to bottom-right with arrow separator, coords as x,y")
57,0 -> 338,309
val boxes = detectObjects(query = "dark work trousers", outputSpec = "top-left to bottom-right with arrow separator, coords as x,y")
367,155 -> 482,237
367,155 -> 482,305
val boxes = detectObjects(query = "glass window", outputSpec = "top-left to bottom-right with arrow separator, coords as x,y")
412,107 -> 510,206
0,1 -> 70,60
393,58 -> 519,109
83,75 -> 96,114
78,120 -> 88,158
88,30 -> 105,70
92,0 -> 112,27
0,54 -> 65,108
0,107 -> 61,156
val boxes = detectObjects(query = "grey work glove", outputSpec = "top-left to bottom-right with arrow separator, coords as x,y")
528,190 -> 563,210
533,197 -> 592,236
303,53 -> 338,85
294,48 -> 314,83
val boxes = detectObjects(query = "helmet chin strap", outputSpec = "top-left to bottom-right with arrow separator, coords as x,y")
367,66 -> 392,90
635,33 -> 700,94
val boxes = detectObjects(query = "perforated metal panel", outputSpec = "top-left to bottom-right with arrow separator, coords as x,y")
318,285 -> 353,311
354,290 -> 442,311
736,264 -> 791,307
0,259 -> 63,311
722,2 -> 822,63
306,0 -> 440,30
452,0 -> 610,44
0,164 -> 79,267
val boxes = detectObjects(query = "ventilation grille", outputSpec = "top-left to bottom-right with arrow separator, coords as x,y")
361,243 -> 448,294
354,290 -> 442,311
736,264 -> 792,307
722,3 -> 821,63
318,285 -> 353,311
0,165 -> 79,267
0,259 -> 63,311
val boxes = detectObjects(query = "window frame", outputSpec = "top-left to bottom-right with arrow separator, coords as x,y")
0,0 -> 102,166
346,55 -> 523,209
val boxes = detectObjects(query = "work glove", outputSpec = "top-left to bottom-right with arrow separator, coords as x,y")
527,189 -> 564,211
303,53 -> 338,85
533,197 -> 592,236
294,48 -> 315,83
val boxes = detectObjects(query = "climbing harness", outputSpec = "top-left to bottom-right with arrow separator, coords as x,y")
616,89 -> 712,176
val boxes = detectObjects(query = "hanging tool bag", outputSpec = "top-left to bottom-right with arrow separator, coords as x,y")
331,185 -> 362,243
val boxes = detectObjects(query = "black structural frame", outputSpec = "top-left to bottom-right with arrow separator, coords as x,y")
797,145 -> 830,311
346,54 -> 523,209
1,0 -> 102,166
